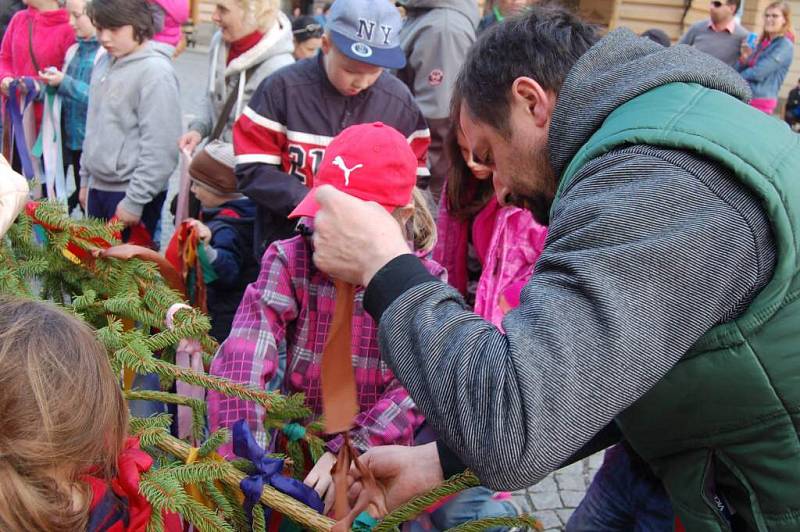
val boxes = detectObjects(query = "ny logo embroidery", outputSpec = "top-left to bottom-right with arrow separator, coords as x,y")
332,156 -> 363,186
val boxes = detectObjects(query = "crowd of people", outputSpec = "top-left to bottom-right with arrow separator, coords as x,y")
0,0 -> 799,530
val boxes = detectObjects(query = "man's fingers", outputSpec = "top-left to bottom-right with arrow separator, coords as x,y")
313,184 -> 345,206
347,479 -> 363,505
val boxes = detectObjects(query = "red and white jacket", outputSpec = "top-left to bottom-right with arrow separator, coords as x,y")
233,53 -> 431,256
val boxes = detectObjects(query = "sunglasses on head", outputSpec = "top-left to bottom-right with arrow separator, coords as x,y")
293,23 -> 323,38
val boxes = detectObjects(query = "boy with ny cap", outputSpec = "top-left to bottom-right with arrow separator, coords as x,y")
232,0 -> 431,259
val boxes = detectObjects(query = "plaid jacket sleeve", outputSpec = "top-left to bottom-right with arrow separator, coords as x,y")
327,377 -> 424,453
208,241 -> 299,454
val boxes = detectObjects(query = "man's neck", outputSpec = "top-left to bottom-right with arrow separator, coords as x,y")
710,16 -> 735,32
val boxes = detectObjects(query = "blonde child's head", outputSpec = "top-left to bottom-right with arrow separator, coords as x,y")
289,122 -> 436,253
0,297 -> 128,531
66,0 -> 95,39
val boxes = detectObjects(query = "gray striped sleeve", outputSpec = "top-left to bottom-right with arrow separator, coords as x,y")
377,146 -> 775,490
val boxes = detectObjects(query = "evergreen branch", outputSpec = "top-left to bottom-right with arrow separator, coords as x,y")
373,471 -> 481,532
153,434 -> 336,531
130,414 -> 173,433
140,471 -> 190,513
198,429 -> 229,459
146,507 -> 165,532
150,359 -> 311,419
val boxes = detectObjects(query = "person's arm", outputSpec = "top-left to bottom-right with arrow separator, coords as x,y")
233,76 -> 309,217
365,149 -> 772,490
186,35 -> 221,139
56,73 -> 89,105
677,24 -> 695,46
205,224 -> 245,286
406,19 -> 475,192
738,38 -> 794,81
327,378 -> 424,453
117,69 -> 182,218
0,12 -> 19,83
208,242 -> 298,455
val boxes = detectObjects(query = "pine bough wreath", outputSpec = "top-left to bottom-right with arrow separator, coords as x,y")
0,201 -> 542,532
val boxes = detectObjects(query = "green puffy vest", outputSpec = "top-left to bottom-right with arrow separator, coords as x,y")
557,82 -> 800,531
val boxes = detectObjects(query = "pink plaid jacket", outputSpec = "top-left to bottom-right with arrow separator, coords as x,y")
208,235 -> 444,456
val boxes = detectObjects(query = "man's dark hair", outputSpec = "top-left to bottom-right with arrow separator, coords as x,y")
455,5 -> 598,135
727,0 -> 741,13
87,0 -> 157,44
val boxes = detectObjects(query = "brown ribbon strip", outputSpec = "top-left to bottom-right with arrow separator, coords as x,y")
321,280 -> 359,433
320,280 -> 383,526
96,244 -> 186,296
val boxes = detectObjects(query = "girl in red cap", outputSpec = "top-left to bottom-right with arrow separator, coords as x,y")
208,123 -> 442,514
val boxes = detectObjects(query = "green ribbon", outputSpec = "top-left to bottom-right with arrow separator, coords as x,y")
281,422 -> 306,442
352,512 -> 378,531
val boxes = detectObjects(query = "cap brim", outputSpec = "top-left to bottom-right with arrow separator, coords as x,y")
288,189 -> 320,219
329,30 -> 407,69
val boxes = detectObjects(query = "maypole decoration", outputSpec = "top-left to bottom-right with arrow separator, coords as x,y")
0,195 -> 542,532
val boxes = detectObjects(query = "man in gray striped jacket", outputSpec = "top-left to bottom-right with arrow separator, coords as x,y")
311,4 -> 789,523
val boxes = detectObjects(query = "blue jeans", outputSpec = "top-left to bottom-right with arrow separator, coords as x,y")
405,486 -> 519,532
567,444 -> 673,532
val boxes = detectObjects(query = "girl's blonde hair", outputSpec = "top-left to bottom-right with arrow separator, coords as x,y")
761,1 -> 795,41
238,0 -> 280,31
399,187 -> 437,253
0,297 -> 128,531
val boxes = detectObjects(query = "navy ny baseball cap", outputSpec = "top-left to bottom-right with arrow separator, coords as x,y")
326,0 -> 406,69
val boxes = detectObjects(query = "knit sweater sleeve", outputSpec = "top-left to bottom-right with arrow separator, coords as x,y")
370,147 -> 774,490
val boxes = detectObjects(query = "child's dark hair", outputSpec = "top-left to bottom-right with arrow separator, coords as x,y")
445,89 -> 494,220
87,0 -> 157,43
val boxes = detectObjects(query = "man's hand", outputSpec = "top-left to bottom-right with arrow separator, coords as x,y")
304,451 -> 338,514
312,185 -> 412,286
39,68 -> 65,87
740,41 -> 753,62
346,442 -> 444,516
178,130 -> 203,153
114,203 -> 141,226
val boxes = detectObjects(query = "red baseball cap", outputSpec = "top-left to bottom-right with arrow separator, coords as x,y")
288,122 -> 418,219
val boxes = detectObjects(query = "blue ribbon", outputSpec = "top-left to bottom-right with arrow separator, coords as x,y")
232,420 -> 324,526
6,78 -> 39,180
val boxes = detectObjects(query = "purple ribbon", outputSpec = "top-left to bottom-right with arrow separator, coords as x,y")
5,78 -> 39,180
232,420 -> 324,526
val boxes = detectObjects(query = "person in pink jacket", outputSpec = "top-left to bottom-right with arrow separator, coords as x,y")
0,0 -> 74,172
0,1 -> 74,93
434,100 -> 548,330
149,0 -> 189,56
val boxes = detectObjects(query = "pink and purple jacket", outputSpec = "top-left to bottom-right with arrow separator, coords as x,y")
0,7 -> 74,122
150,0 -> 189,47
434,196 -> 548,328
208,234 -> 444,457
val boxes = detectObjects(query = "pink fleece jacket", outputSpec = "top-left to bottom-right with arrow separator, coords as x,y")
0,7 -> 74,80
0,7 -> 74,123
150,0 -> 189,47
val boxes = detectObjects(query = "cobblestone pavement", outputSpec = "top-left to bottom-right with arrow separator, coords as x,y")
510,452 -> 603,531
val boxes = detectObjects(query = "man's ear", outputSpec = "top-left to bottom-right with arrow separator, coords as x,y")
321,33 -> 332,55
510,77 -> 552,128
